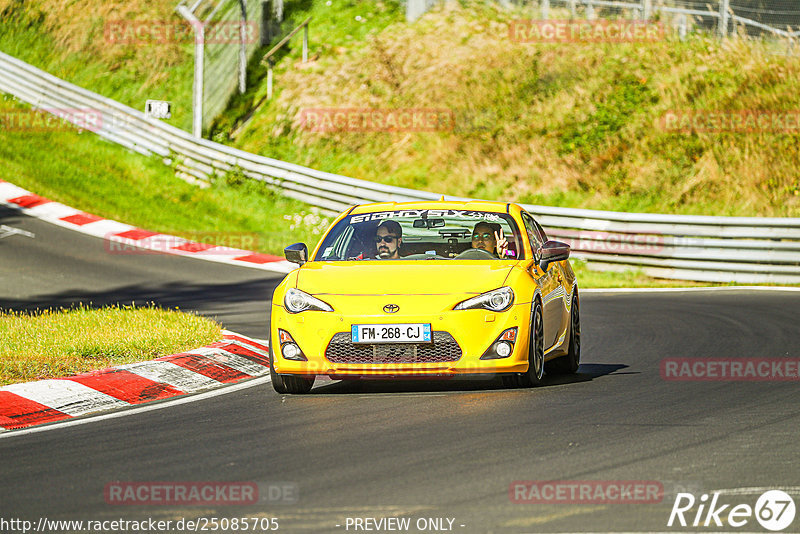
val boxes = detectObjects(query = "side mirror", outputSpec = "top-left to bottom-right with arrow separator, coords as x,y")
284,243 -> 309,265
539,240 -> 570,271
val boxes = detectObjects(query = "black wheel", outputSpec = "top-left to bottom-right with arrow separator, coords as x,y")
545,292 -> 580,375
504,300 -> 545,388
269,326 -> 314,394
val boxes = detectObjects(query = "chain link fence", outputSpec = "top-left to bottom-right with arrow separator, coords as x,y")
407,0 -> 800,40
177,0 -> 267,136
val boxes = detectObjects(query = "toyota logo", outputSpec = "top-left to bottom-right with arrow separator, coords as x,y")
383,304 -> 400,313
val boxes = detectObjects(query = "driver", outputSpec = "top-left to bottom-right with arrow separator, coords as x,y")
375,220 -> 403,259
471,222 -> 508,258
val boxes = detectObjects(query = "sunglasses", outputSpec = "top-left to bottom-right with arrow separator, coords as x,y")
471,232 -> 493,241
375,235 -> 398,243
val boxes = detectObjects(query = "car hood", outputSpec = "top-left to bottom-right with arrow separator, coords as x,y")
296,261 -> 515,296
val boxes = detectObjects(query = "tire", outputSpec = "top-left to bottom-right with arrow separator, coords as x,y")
545,292 -> 580,375
504,300 -> 545,388
269,326 -> 315,394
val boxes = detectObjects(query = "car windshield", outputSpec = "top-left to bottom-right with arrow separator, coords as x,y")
314,209 -> 524,261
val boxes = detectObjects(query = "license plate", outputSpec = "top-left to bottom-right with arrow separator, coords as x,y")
351,323 -> 432,344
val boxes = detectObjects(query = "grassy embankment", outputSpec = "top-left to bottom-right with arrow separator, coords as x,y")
216,2 -> 800,218
0,305 -> 221,385
1,0 -> 797,288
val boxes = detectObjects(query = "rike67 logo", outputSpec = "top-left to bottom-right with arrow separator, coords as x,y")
668,490 -> 796,531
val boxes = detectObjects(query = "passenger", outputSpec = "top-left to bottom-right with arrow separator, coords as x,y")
471,221 -> 508,258
375,220 -> 403,259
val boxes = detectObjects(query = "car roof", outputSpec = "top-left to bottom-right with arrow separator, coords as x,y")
349,200 -> 515,214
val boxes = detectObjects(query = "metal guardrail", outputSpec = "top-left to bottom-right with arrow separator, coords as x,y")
1,50 -> 799,284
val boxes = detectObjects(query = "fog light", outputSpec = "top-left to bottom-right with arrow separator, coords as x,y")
495,341 -> 512,358
282,343 -> 302,360
480,329 -> 518,360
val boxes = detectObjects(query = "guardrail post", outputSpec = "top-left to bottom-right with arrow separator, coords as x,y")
569,0 -> 577,18
586,0 -> 595,20
641,0 -> 650,20
541,0 -> 550,20
678,14 -> 688,40
718,0 -> 729,37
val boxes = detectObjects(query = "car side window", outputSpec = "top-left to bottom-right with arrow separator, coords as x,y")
533,219 -> 548,243
521,213 -> 543,261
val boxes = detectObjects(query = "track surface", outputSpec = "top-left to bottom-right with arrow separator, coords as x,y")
1,206 -> 799,533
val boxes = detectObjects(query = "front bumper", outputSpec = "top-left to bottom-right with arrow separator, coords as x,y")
270,301 -> 533,377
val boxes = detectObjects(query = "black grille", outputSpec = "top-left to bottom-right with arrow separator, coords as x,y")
325,331 -> 462,364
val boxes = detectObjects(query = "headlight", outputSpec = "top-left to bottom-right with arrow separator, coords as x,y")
284,288 -> 333,313
454,287 -> 514,312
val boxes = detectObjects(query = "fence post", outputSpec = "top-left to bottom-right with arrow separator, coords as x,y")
541,0 -> 550,20
586,0 -> 595,20
718,0 -> 729,37
194,27 -> 205,137
238,0 -> 247,94
177,4 -> 204,138
406,0 -> 430,22
641,0 -> 650,21
678,14 -> 687,40
569,0 -> 577,18
261,0 -> 281,45
303,22 -> 308,62
267,58 -> 274,100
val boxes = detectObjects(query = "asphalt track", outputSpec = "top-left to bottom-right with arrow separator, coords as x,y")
1,205 -> 799,533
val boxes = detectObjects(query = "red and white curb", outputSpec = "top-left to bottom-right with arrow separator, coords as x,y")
0,330 -> 271,432
0,180 -> 294,274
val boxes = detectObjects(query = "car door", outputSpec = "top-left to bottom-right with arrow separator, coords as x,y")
522,212 -> 564,349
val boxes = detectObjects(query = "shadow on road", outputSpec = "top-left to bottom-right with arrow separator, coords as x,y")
309,363 -> 630,395
1,278 -> 281,313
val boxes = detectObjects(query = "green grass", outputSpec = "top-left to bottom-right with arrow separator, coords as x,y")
0,96 -> 332,253
0,304 -> 221,385
0,95 -> 791,289
570,259 -> 724,288
0,0 -> 195,130
216,2 -> 800,218
1,0 -> 796,289
210,0 -> 405,139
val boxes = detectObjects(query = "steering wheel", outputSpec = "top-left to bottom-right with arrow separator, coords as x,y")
454,248 -> 496,260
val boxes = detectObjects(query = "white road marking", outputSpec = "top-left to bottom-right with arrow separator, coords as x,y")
711,486 -> 800,495
0,224 -> 34,239
73,219 -> 134,236
116,361 -> 220,392
188,347 -> 270,376
222,339 -> 270,358
0,377 -> 270,439
582,286 -> 800,293
24,202 -> 77,220
1,380 -> 130,416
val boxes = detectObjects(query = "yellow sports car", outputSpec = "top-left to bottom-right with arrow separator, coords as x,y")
269,200 -> 580,393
